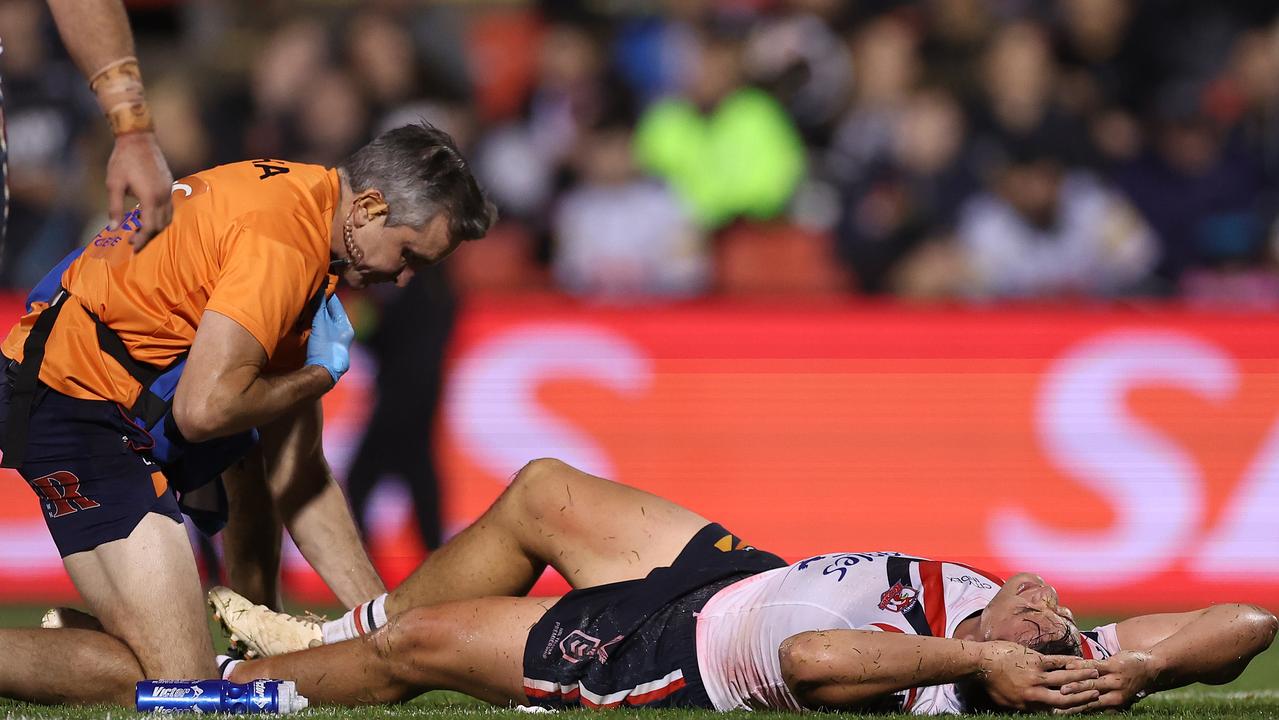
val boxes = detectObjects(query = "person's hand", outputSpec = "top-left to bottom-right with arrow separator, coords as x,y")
306,295 -> 355,386
106,131 -> 174,250
1054,651 -> 1158,714
977,641 -> 1100,712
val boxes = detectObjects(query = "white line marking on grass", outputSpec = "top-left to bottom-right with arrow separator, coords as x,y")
1148,689 -> 1279,701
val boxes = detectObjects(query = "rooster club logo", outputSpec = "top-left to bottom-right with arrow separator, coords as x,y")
559,630 -> 624,664
878,581 -> 919,613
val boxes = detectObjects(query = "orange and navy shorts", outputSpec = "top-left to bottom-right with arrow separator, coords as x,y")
0,363 -> 182,556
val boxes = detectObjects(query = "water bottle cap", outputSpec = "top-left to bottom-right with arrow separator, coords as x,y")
276,680 -> 310,714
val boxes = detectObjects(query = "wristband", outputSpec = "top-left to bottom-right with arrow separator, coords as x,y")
88,57 -> 154,136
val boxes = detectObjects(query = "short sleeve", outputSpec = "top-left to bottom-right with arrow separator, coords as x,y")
1081,623 -> 1121,659
205,225 -> 323,359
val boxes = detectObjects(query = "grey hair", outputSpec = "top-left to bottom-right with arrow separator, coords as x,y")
340,122 -> 496,240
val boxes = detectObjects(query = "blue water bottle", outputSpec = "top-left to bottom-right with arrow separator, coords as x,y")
136,679 -> 310,714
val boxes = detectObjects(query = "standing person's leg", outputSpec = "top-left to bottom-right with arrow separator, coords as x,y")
229,596 -> 554,706
385,457 -> 712,614
401,430 -> 442,548
343,391 -> 392,539
401,266 -> 456,551
374,381 -> 442,548
0,67 -> 8,274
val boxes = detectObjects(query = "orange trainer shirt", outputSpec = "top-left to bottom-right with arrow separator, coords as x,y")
1,159 -> 340,408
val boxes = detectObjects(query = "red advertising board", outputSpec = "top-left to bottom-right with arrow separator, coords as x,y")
1,293 -> 1276,614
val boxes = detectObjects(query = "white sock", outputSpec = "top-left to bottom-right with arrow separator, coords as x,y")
321,593 -> 389,644
217,655 -> 241,680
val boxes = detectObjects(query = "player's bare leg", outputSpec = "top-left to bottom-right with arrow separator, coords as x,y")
212,458 -> 711,655
64,512 -> 217,678
0,628 -> 143,705
229,596 -> 554,706
385,457 -> 712,614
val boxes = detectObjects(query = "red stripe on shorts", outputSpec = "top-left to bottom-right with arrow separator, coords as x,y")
627,676 -> 686,705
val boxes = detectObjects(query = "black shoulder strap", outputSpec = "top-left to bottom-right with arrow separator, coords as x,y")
293,280 -> 328,333
87,312 -> 183,425
2,288 -> 69,468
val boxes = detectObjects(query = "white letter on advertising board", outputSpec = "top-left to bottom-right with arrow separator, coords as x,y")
990,331 -> 1232,586
445,324 -> 652,482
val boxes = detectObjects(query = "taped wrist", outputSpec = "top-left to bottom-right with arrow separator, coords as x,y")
88,57 -> 154,135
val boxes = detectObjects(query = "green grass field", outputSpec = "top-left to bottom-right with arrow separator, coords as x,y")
0,605 -> 1274,719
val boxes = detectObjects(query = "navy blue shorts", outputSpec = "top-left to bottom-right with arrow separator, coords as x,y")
0,364 -> 182,556
522,523 -> 787,709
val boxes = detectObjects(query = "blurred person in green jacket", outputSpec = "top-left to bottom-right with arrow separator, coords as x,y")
635,23 -> 806,229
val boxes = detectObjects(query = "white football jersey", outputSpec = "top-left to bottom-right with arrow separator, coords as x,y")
694,552 -> 1119,714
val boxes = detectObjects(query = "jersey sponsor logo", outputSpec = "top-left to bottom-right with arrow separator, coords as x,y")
27,470 -> 101,518
539,621 -> 565,660
878,580 -> 920,613
559,630 -> 623,665
796,551 -> 903,582
89,208 -> 143,248
948,574 -> 994,590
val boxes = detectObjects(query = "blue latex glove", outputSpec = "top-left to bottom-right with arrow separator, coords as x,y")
306,295 -> 355,385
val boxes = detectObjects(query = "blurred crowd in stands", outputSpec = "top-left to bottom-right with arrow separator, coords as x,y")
5,0 -> 1279,305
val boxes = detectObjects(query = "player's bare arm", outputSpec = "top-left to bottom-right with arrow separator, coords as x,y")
172,310 -> 333,442
779,629 -> 1100,712
256,400 -> 385,607
45,0 -> 174,246
1058,604 -> 1278,714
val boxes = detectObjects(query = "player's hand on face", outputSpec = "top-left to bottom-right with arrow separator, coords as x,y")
1054,651 -> 1157,715
106,131 -> 174,250
978,641 -> 1100,712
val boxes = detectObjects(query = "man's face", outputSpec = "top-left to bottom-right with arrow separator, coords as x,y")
979,572 -> 1079,649
342,210 -> 459,289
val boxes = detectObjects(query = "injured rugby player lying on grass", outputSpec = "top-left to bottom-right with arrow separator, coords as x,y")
209,458 -> 1277,714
